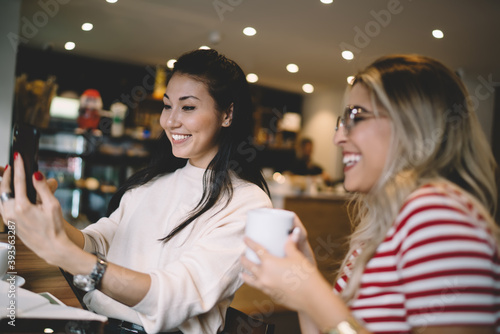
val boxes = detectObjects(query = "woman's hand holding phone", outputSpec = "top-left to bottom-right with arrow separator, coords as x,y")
5,166 -> 59,196
0,154 -> 71,263
0,165 -> 58,221
0,123 -> 58,225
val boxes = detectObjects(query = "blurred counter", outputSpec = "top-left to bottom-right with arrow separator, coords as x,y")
283,193 -> 352,283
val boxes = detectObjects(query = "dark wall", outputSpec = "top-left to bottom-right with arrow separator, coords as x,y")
250,84 -> 303,115
15,46 -> 303,114
15,46 -> 157,110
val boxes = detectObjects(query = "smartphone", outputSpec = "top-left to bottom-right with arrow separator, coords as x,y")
9,123 -> 40,204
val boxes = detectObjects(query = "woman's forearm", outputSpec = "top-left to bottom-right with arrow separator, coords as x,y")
52,239 -> 150,306
299,272 -> 355,333
63,219 -> 85,249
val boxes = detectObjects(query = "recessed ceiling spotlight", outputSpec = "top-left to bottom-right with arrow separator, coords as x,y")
302,84 -> 314,93
199,46 -> 211,50
341,50 -> 354,60
65,42 -> 76,50
246,73 -> 258,83
166,59 -> 177,69
106,0 -> 118,3
243,27 -> 257,36
320,0 -> 333,3
432,29 -> 444,39
286,63 -> 299,73
81,23 -> 93,31
347,76 -> 355,85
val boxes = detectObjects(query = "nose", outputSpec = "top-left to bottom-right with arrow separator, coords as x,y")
161,108 -> 181,129
333,124 -> 347,146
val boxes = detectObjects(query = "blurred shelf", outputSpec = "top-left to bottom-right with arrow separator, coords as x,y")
38,129 -> 155,223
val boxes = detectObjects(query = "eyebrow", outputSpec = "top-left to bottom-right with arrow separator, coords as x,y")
163,93 -> 200,101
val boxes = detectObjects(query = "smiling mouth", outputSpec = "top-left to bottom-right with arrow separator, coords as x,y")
171,134 -> 192,143
343,154 -> 361,169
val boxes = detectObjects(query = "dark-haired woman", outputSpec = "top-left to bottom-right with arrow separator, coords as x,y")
0,49 -> 271,333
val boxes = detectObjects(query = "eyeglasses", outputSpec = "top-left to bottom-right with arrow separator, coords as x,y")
336,105 -> 378,134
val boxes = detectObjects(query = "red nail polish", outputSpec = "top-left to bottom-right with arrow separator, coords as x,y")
34,171 -> 43,181
14,152 -> 19,160
4,164 -> 8,170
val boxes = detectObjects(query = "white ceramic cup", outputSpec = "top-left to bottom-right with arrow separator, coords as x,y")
245,208 -> 295,263
0,242 -> 10,279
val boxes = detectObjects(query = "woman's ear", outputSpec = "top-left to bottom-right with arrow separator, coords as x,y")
222,104 -> 234,127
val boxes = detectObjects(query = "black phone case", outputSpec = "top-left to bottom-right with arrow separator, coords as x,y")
9,123 -> 40,204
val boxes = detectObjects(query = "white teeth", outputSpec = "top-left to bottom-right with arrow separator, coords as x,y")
172,134 -> 191,141
343,154 -> 361,166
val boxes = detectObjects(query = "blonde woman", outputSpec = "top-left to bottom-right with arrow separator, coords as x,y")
241,55 -> 499,334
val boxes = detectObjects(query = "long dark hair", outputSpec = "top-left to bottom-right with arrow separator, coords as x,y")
107,49 -> 269,242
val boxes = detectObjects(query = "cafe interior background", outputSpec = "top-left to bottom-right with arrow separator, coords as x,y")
1,0 -> 500,332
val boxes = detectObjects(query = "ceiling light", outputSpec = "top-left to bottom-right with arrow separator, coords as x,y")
64,42 -> 75,50
106,0 -> 118,3
286,63 -> 299,73
166,59 -> 177,69
246,73 -> 258,83
199,46 -> 210,50
347,76 -> 355,85
341,50 -> 354,60
81,23 -> 93,31
302,84 -> 314,93
432,29 -> 444,39
320,0 -> 333,3
243,27 -> 257,36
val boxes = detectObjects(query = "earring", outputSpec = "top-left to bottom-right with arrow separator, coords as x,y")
225,121 -> 229,125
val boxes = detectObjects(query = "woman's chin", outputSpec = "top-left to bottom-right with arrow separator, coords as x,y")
343,182 -> 365,194
171,148 -> 188,160
342,179 -> 354,193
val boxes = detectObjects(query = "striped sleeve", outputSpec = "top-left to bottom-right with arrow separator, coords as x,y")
397,186 -> 500,329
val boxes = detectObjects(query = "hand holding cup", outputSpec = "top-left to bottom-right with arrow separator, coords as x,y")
245,208 -> 295,264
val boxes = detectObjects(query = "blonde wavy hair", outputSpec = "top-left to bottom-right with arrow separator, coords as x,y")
337,54 -> 499,302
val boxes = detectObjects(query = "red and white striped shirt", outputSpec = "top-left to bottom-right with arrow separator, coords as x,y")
334,183 -> 500,333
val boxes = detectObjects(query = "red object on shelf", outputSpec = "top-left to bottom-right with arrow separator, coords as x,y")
77,89 -> 103,129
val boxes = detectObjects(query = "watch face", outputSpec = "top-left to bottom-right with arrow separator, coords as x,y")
73,274 -> 96,292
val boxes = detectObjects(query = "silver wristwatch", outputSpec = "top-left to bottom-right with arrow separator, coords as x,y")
73,252 -> 108,292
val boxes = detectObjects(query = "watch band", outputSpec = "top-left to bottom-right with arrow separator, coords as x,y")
92,252 -> 107,289
73,252 -> 108,292
322,316 -> 362,334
